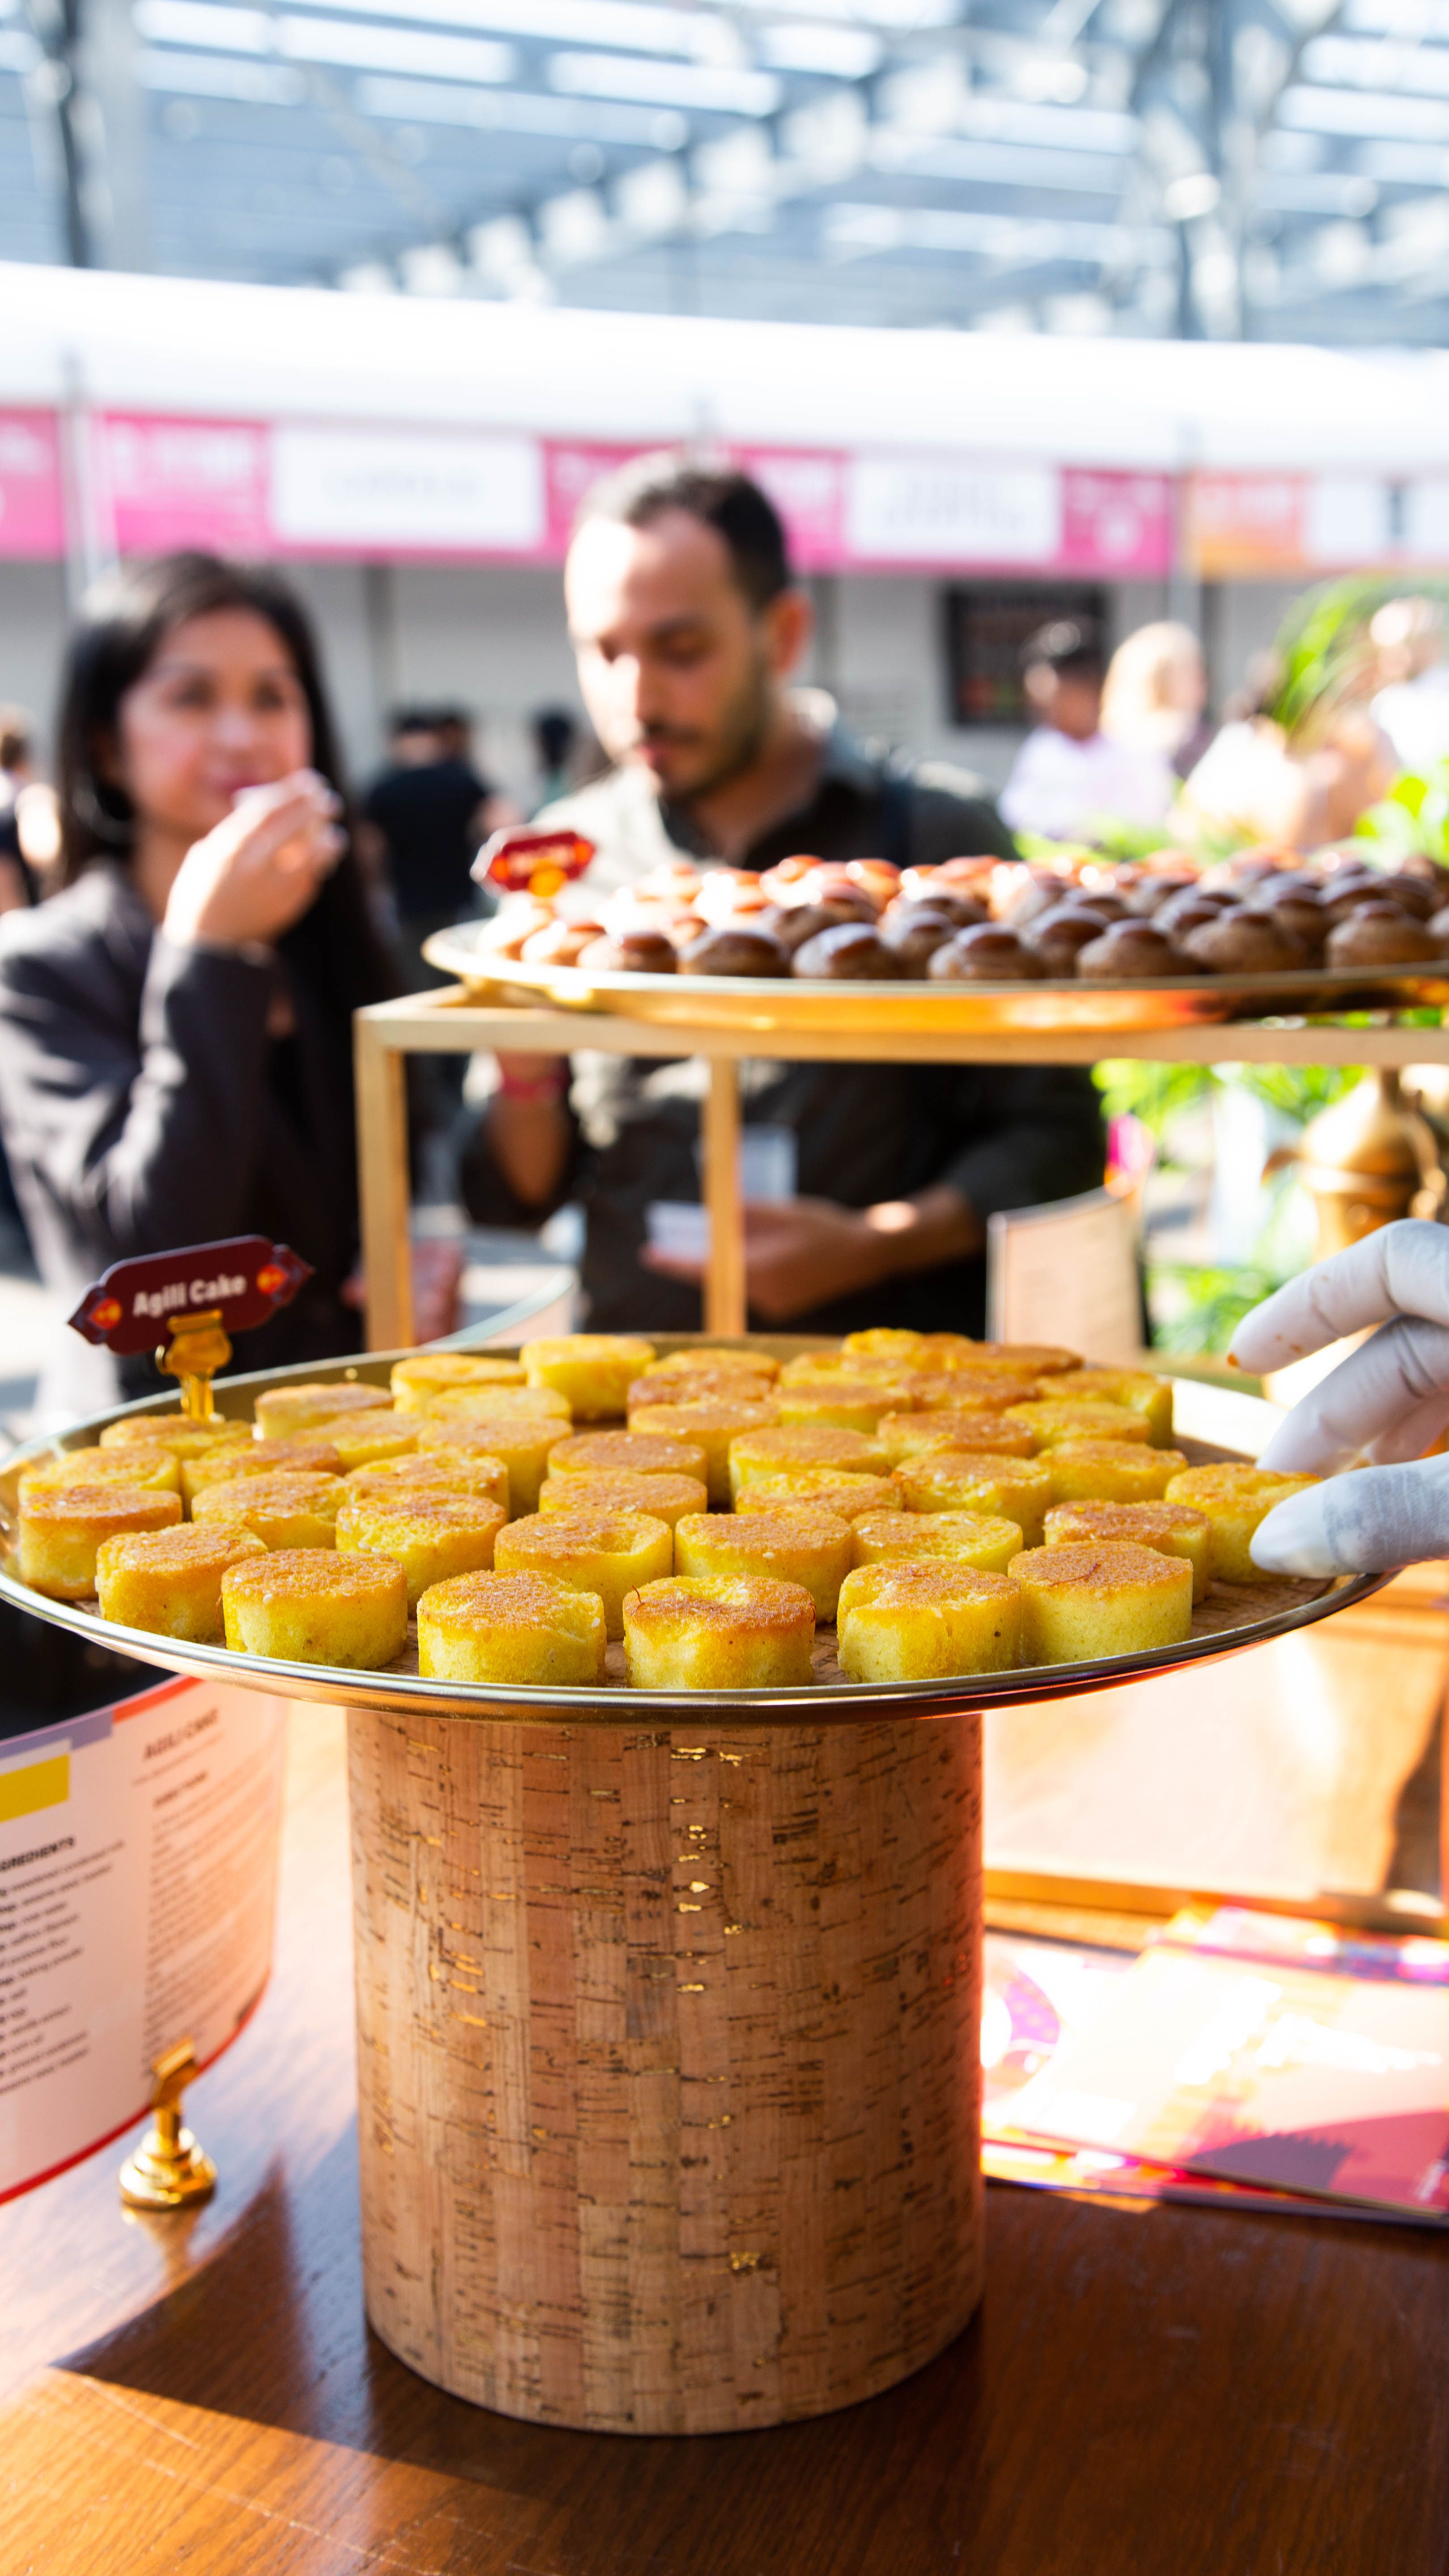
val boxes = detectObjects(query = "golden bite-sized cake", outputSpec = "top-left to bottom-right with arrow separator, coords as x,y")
522,1332 -> 655,1418
414,1414 -> 559,1513
905,1372 -> 1041,1412
20,1444 -> 182,1499
390,1352 -> 526,1409
1013,1541 -> 1193,1665
96,1521 -> 267,1642
425,1383 -> 570,1425
254,1380 -> 392,1439
345,1448 -> 511,1512
737,1468 -> 902,1521
417,1570 -> 606,1686
629,1398 -> 780,1504
1042,1500 -> 1212,1603
842,1326 -> 933,1364
547,1428 -> 708,1484
969,1343 -> 1080,1376
727,1423 -> 886,1498
674,1507 -> 852,1617
538,1469 -> 707,1529
99,1414 -> 250,1462
780,1350 -> 912,1386
182,1436 -> 343,1505
495,1507 -> 672,1638
894,1450 -> 1054,1543
874,1410 -> 1037,1465
305,1411 -> 419,1472
193,1470 -> 344,1550
648,1346 -> 778,1381
1043,1367 -> 1174,1446
1163,1463 -> 1320,1582
628,1366 -> 774,1411
335,1489 -> 506,1607
1004,1400 -> 1152,1449
222,1548 -> 408,1667
774,1377 -> 915,1432
835,1562 -> 1021,1682
20,1481 -> 183,1600
1046,1442 -> 1191,1506
851,1507 -> 1024,1577
622,1574 -> 815,1690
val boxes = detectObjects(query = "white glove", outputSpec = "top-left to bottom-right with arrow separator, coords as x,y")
1229,1220 -> 1449,1575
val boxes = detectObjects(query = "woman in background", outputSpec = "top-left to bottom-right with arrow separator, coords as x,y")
0,551 -> 396,1414
1099,620 -> 1212,781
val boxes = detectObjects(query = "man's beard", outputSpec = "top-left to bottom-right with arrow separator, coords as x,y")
639,656 -> 773,808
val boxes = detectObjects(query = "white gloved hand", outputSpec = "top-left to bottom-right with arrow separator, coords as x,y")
1229,1220 -> 1449,1576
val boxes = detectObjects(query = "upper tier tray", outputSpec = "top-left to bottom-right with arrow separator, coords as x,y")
425,920 -> 1449,1038
0,1337 -> 1383,1728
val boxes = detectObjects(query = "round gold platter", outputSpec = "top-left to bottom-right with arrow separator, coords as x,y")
425,920 -> 1449,1038
0,1337 -> 1382,1727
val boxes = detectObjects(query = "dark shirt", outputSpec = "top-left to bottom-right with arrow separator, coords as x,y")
463,720 -> 1106,1337
364,756 -> 489,924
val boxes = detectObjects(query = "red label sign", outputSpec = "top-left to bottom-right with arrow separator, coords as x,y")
68,1236 -> 314,1356
476,824 -> 594,897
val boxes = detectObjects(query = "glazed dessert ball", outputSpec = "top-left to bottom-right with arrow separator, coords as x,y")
180,1436 -> 343,1506
579,928 -> 678,974
306,1411 -> 419,1473
522,1333 -> 655,1419
928,926 -> 1044,982
494,1506 -> 672,1639
95,1521 -> 267,1642
519,917 -> 607,966
413,1414 -> 560,1515
1004,1400 -> 1150,1449
728,1424 -> 887,1499
1043,1500 -> 1212,1603
628,1399 -> 780,1504
416,1569 -> 606,1686
836,1562 -> 1021,1682
1179,911 -> 1305,975
335,1488 -> 506,1608
390,1352 -> 525,1410
1320,870 -> 1391,924
1013,1541 -> 1193,1665
893,1451 -> 1054,1544
1043,1367 -> 1174,1446
1075,921 -> 1181,980
345,1448 -> 511,1513
1247,889 -> 1328,955
19,1482 -> 183,1600
737,1469 -> 901,1522
775,1377 -> 915,1433
193,1470 -> 344,1551
878,904 -> 966,973
674,1507 -> 852,1618
538,1469 -> 707,1530
1375,871 -> 1441,921
1155,885 -> 1236,937
98,1414 -> 251,1462
678,926 -> 789,978
1021,905 -> 1114,977
547,1428 -> 708,1484
221,1548 -> 408,1668
1325,903 -> 1443,968
766,898 -> 877,958
792,924 -> 898,981
851,1507 -> 1024,1577
1163,1463 -> 1321,1581
20,1444 -> 182,1500
623,1574 -> 815,1690
254,1380 -> 392,1440
1045,1441 -> 1191,1506
874,1410 -> 1037,1466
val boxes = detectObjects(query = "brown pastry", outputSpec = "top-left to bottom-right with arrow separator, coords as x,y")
1428,905 -> 1449,951
1325,903 -> 1444,967
1376,873 -> 1440,921
1021,905 -> 1114,977
578,930 -> 678,974
1154,885 -> 1237,937
1124,869 -> 1199,915
844,857 -> 902,907
995,868 -> 1070,929
1221,844 -> 1294,887
1318,873 -> 1389,925
891,886 -> 989,929
1179,911 -> 1305,974
876,905 -> 962,973
1245,890 -> 1327,955
519,918 -> 606,966
928,926 -> 1044,982
695,866 -> 775,923
677,926 -> 789,978
1061,888 -> 1129,923
791,924 -> 898,980
762,898 -> 875,955
1075,921 -> 1180,980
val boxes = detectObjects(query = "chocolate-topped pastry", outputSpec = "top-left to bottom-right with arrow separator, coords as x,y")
579,929 -> 678,974
763,898 -> 876,955
1319,873 -> 1388,924
893,888 -> 988,931
695,868 -> 775,924
677,926 -> 790,978
1325,903 -> 1444,967
1021,904 -> 1114,978
1397,852 -> 1449,890
1245,891 -> 1327,954
1075,921 -> 1180,980
1375,872 -> 1439,921
928,926 -> 1045,983
1222,845 -> 1293,887
791,923 -> 898,980
878,903 -> 962,972
520,917 -> 607,966
1179,911 -> 1305,974
996,868 -> 1071,929
1155,884 -> 1237,937
1125,869 -> 1199,915
1428,905 -> 1449,949
1060,887 -> 1130,923
797,866 -> 877,915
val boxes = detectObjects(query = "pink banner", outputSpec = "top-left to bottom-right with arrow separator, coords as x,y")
1059,470 -> 1174,578
0,411 -> 65,559
102,414 -> 271,557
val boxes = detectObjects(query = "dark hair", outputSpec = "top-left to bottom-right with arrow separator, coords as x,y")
575,453 -> 791,611
534,706 -> 576,767
0,704 -> 31,770
1021,617 -> 1103,679
55,551 -> 395,1018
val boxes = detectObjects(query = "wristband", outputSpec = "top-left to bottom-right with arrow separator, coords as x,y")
497,1065 -> 567,1104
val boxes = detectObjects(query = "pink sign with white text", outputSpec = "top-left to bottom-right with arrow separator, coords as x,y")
0,411 -> 65,559
102,414 -> 271,557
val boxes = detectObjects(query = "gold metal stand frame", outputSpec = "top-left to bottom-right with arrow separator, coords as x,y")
119,2040 -> 217,2211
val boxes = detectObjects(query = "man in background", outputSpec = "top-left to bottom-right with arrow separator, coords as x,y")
1000,619 -> 1174,841
362,706 -> 515,989
464,456 -> 1103,1335
0,707 -> 38,912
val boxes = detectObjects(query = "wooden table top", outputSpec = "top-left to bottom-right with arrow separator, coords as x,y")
4,1703 -> 1449,2576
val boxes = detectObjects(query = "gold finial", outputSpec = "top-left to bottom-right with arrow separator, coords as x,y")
119,2039 -> 218,2210
156,1309 -> 233,1422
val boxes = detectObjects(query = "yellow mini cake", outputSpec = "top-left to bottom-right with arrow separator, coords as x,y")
494,1507 -> 672,1638
904,1371 -> 1041,1412
874,1410 -> 1037,1466
623,1574 -> 815,1690
181,1436 -> 343,1506
96,1521 -> 267,1641
425,1383 -> 570,1424
967,1342 -> 1080,1377
416,1570 -> 606,1687
304,1411 -> 419,1472
253,1380 -> 392,1439
222,1549 -> 408,1667
98,1414 -> 250,1462
1046,1442 -> 1191,1507
850,1507 -> 1024,1577
1041,1367 -> 1174,1446
1042,1501 -> 1212,1603
193,1470 -> 344,1551
390,1352 -> 526,1409
538,1470 -> 707,1530
1162,1463 -> 1321,1583
20,1445 -> 182,1499
344,1449 -> 511,1513
335,1489 -> 506,1607
522,1333 -> 655,1418
647,1346 -> 778,1381
893,1451 -> 1055,1543
547,1428 -> 708,1484
774,1377 -> 915,1432
835,1562 -> 1021,1682
674,1507 -> 853,1617
1013,1541 -> 1193,1665
735,1469 -> 901,1522
1004,1401 -> 1152,1449
19,1482 -> 183,1599
778,1351 -> 913,1385
628,1366 -> 777,1411
726,1424 -> 887,1500
414,1413 -> 560,1513
627,1398 -> 779,1504
842,1327 -> 929,1364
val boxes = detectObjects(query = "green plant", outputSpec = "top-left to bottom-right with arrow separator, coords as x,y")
1264,574 -> 1449,744
1357,758 -> 1449,861
1146,1263 -> 1286,1356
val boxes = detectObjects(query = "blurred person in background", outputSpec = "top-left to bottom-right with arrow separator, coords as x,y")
530,705 -> 580,811
1369,597 -> 1449,776
1100,620 -> 1212,781
465,456 -> 1102,1335
1177,647 -> 1394,851
361,704 -> 517,991
0,551 -> 399,1413
0,705 -> 38,911
1000,619 -> 1175,840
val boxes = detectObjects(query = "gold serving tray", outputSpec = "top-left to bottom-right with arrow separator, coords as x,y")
425,921 -> 1449,1038
0,1337 -> 1383,1728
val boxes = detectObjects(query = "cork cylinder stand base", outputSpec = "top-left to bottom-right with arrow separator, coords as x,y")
347,1706 -> 983,2436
